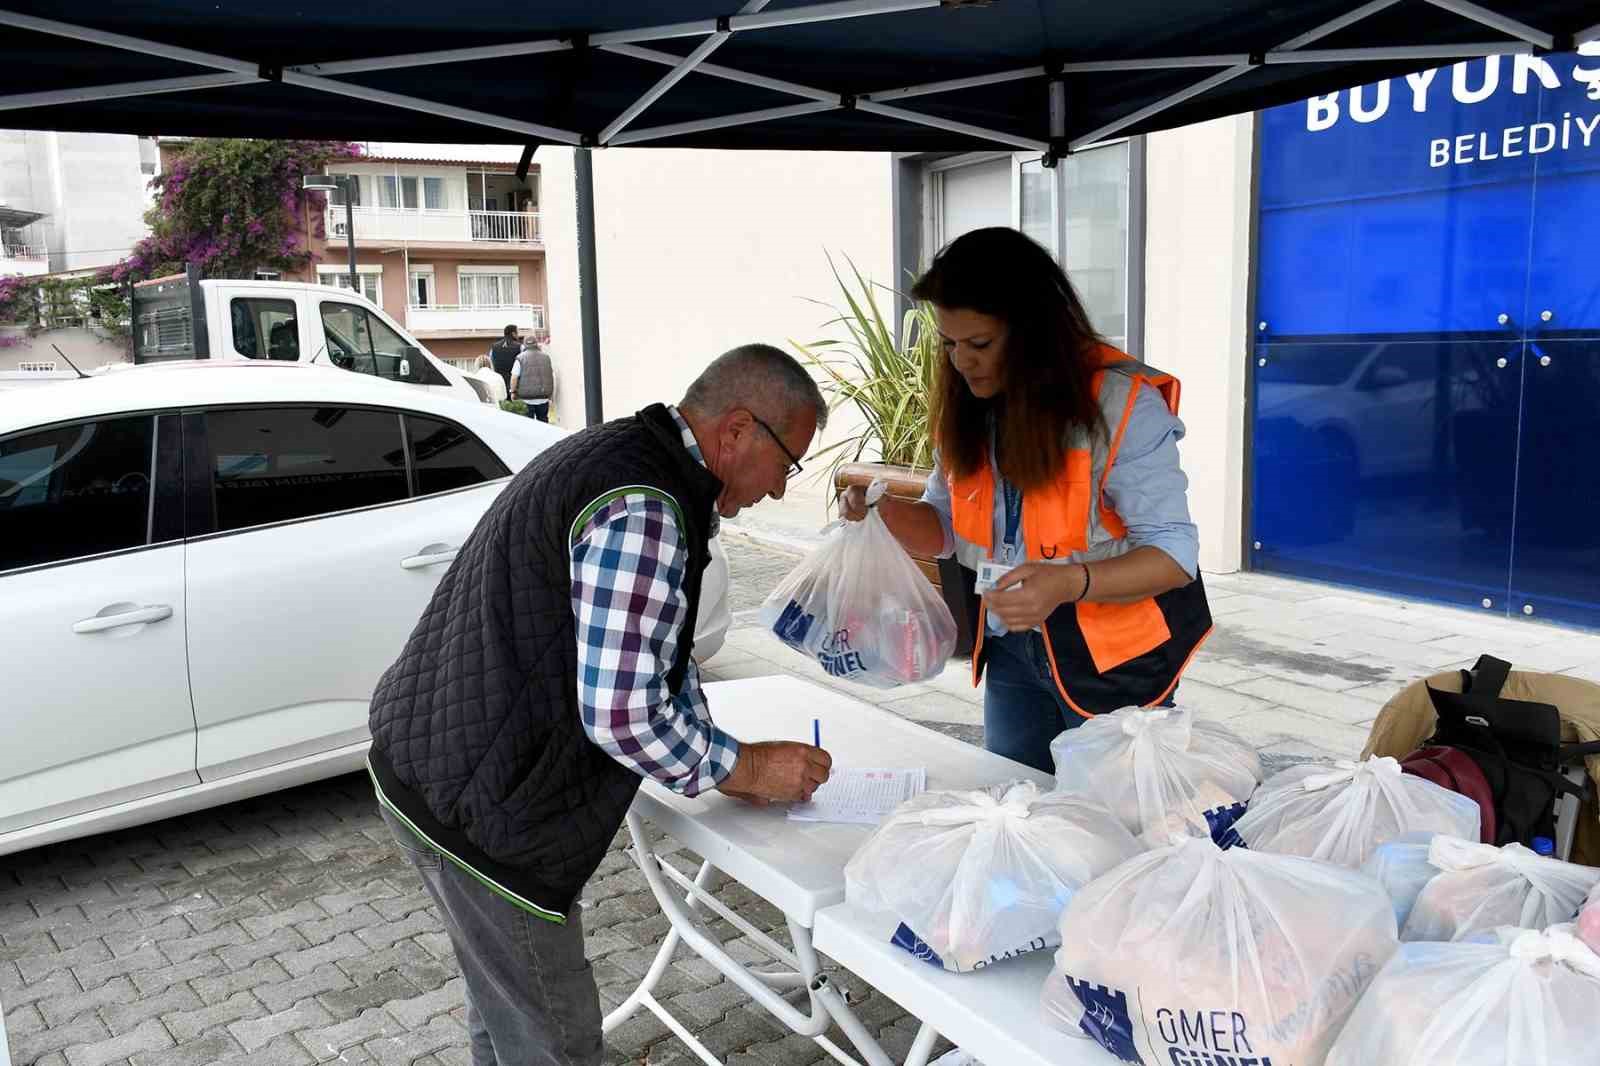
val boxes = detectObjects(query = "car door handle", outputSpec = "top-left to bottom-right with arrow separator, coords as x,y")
400,544 -> 459,570
73,604 -> 174,634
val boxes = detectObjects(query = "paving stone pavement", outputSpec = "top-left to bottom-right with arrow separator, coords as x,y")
7,529 -> 1600,1066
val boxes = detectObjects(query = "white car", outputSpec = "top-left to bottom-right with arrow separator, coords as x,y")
0,362 -> 729,857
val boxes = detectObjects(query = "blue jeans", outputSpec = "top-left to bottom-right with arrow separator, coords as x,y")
982,629 -> 1174,773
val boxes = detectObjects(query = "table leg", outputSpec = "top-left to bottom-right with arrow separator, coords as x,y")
904,1022 -> 940,1066
612,809 -> 898,1066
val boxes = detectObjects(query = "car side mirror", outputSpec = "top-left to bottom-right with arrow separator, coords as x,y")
400,345 -> 422,381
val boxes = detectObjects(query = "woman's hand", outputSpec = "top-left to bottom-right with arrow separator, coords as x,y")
837,484 -> 869,522
986,562 -> 1086,632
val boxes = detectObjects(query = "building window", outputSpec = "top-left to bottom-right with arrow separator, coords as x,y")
408,269 -> 435,308
317,268 -> 381,306
924,141 -> 1140,353
457,269 -> 519,308
423,177 -> 444,211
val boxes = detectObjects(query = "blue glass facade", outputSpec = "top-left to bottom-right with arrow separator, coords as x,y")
1252,50 -> 1600,627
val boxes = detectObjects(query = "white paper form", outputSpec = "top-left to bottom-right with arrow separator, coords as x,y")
786,767 -> 927,825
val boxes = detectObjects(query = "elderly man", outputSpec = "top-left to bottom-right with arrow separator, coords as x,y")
367,343 -> 831,1066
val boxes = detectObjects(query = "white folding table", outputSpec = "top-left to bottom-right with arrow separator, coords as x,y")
811,902 -> 1117,1066
605,674 -> 1059,1066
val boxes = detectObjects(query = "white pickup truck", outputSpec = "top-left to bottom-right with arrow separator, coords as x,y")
130,267 -> 493,404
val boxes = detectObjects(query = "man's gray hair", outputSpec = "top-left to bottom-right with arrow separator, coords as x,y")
680,343 -> 828,433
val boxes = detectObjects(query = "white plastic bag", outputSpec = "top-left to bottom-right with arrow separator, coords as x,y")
1360,832 -> 1440,931
1579,882 -> 1600,954
844,781 -> 1141,972
1049,705 -> 1261,848
1043,837 -> 1397,1066
1401,836 -> 1600,942
1325,924 -> 1600,1066
1229,756 -> 1481,868
759,490 -> 956,688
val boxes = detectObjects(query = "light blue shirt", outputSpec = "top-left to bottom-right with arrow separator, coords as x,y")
920,382 -> 1200,579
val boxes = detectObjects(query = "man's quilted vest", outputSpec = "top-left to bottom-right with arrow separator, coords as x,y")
367,404 -> 720,919
949,350 -> 1213,716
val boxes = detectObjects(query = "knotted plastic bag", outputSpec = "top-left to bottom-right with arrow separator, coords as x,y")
1043,837 -> 1398,1066
758,482 -> 956,688
1049,705 -> 1261,848
1325,924 -> 1600,1066
1401,836 -> 1600,942
844,781 -> 1141,972
1360,832 -> 1441,931
1229,756 -> 1481,868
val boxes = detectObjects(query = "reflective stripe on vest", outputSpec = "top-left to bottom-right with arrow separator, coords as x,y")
946,347 -> 1183,677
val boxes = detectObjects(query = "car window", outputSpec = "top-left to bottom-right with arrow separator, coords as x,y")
0,416 -> 155,571
206,407 -> 409,532
231,298 -> 298,360
405,415 -> 510,496
319,301 -> 375,373
367,312 -> 449,387
319,300 -> 447,386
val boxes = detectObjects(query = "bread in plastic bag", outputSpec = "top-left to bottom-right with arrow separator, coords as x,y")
1401,835 -> 1600,943
1049,705 -> 1261,848
1043,837 -> 1398,1066
844,781 -> 1141,972
1360,832 -> 1441,931
1229,755 -> 1481,868
758,495 -> 956,688
1325,924 -> 1600,1066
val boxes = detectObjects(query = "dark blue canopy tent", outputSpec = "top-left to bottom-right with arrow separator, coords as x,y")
2,0 -> 1592,421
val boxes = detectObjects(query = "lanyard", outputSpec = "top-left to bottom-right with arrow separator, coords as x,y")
1000,477 -> 1023,562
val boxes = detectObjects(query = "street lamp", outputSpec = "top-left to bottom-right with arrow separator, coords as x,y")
302,173 -> 359,297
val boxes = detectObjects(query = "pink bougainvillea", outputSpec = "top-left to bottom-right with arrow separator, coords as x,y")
106,139 -> 362,285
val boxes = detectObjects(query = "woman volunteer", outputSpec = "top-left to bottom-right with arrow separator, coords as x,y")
840,227 -> 1211,772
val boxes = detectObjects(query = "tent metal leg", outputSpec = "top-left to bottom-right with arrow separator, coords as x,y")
575,147 -> 604,426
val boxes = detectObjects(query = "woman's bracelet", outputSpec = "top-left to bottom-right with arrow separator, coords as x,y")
1072,562 -> 1092,603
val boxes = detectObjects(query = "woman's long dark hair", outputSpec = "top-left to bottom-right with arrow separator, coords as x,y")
911,227 -> 1105,492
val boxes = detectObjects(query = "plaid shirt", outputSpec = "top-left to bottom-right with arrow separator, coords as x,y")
568,407 -> 739,796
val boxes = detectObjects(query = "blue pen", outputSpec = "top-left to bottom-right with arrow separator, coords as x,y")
813,718 -> 821,748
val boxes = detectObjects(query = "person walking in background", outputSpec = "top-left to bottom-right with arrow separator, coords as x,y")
486,324 -> 521,396
510,334 -> 555,422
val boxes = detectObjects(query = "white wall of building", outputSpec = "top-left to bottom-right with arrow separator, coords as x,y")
0,131 -> 151,275
1143,114 -> 1255,575
541,147 -> 893,426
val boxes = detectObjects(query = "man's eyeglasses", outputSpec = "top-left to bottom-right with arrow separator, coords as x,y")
749,412 -> 805,478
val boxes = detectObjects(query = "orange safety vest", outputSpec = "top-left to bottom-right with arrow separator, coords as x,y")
948,347 -> 1213,717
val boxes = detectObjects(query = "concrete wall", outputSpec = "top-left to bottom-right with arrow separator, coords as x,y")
0,325 -> 129,372
539,147 -> 893,443
1142,115 -> 1255,575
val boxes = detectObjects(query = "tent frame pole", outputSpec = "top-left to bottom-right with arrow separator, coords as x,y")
575,148 -> 605,427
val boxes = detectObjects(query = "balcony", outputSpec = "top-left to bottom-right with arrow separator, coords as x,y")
326,207 -> 541,246
406,303 -> 545,337
0,242 -> 48,277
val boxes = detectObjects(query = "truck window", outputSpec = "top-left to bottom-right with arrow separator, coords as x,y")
230,298 -> 298,361
318,301 -> 449,387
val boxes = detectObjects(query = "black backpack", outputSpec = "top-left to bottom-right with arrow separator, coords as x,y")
1425,655 -> 1596,848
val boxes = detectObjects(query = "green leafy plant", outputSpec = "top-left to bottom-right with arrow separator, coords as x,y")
500,398 -> 529,416
0,275 -> 130,338
792,254 -> 942,489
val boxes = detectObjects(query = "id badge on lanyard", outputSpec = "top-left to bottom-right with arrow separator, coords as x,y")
976,479 -> 1024,595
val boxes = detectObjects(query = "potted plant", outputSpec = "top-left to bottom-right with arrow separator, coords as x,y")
793,255 -> 977,655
